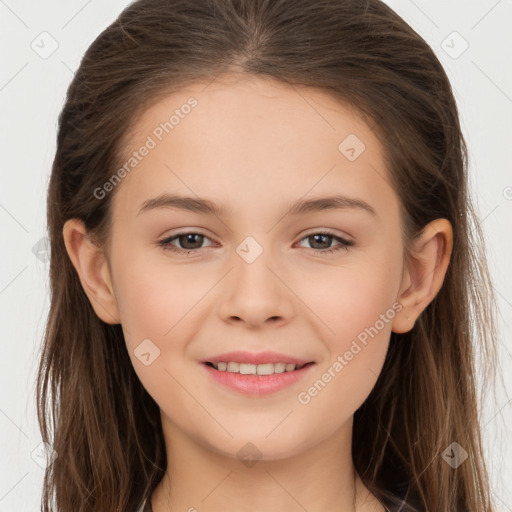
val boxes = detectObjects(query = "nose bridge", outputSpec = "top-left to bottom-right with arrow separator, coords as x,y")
232,233 -> 281,293
217,233 -> 294,326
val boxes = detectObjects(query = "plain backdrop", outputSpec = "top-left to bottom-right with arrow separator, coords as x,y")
0,0 -> 511,510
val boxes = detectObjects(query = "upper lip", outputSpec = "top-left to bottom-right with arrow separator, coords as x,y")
202,351 -> 314,366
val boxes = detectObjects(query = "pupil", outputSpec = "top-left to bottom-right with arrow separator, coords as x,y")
181,234 -> 203,249
311,234 -> 330,249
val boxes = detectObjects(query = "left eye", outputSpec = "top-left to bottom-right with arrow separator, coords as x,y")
158,231 -> 354,255
296,232 -> 354,254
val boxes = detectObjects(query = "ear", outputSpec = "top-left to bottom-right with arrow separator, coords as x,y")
62,218 -> 121,325
392,218 -> 453,334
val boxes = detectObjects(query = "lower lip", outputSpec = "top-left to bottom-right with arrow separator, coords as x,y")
201,362 -> 316,396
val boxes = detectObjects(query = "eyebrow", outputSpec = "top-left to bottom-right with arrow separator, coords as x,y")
137,193 -> 377,218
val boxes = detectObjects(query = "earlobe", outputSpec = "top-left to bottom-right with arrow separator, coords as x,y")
392,218 -> 453,334
62,218 -> 121,325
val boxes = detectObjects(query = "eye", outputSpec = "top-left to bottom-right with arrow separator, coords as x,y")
158,231 -> 216,254
296,230 -> 354,255
158,230 -> 354,256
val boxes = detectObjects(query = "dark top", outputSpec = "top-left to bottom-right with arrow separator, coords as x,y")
140,496 -> 414,511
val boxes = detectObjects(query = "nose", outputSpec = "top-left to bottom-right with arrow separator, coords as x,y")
217,247 -> 295,329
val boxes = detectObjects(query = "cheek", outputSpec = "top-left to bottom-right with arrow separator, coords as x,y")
335,274 -> 396,339
301,256 -> 401,345
300,255 -> 400,400
112,252 -> 202,343
112,255 -> 201,407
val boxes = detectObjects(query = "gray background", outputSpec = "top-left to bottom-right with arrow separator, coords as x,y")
0,0 -> 511,510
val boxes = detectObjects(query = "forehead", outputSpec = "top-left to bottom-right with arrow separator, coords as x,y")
113,73 -> 399,224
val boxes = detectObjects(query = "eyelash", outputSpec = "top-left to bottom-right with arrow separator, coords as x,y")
157,230 -> 355,256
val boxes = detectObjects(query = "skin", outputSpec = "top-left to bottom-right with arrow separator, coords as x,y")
63,73 -> 453,512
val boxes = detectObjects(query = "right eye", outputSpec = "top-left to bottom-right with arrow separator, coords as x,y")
158,232 -> 217,254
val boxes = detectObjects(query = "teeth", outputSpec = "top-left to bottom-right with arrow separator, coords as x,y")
227,362 -> 239,372
212,362 -> 303,375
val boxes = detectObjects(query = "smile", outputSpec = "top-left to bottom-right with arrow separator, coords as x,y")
205,361 -> 311,375
201,361 -> 316,396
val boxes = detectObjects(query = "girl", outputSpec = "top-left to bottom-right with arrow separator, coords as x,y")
36,0 -> 499,511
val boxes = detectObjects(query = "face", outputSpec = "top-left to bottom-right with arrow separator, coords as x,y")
98,73 -> 408,460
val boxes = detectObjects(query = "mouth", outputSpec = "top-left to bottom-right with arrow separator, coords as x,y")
201,360 -> 317,396
203,361 -> 315,375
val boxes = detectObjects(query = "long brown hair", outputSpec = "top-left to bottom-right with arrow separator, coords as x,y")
36,0 -> 498,510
